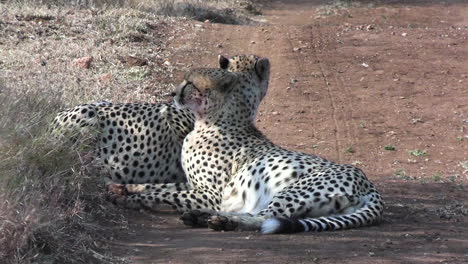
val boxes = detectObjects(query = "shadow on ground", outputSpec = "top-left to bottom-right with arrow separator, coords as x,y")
109,181 -> 466,264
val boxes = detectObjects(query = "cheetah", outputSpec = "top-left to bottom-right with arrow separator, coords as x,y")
50,55 -> 265,187
110,56 -> 384,234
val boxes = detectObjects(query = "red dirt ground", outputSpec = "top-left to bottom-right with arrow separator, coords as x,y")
109,1 -> 468,263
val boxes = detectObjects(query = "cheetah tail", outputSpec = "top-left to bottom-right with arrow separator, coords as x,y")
261,192 -> 384,234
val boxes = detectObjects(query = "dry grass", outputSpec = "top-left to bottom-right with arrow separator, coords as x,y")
0,81 -> 123,263
147,0 -> 261,24
10,0 -> 262,24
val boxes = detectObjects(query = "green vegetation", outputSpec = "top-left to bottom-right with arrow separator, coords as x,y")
393,169 -> 414,181
384,145 -> 396,151
408,149 -> 427,157
345,146 -> 355,153
394,169 -> 406,177
432,172 -> 443,182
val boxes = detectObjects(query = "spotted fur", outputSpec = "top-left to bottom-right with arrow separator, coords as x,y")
51,101 -> 193,185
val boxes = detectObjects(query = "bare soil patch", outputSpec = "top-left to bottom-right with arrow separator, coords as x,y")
107,0 -> 468,263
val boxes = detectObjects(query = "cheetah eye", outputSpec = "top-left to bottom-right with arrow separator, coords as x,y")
180,81 -> 200,94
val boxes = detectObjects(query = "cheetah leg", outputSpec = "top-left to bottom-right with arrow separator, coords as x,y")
107,188 -> 222,213
107,182 -> 191,195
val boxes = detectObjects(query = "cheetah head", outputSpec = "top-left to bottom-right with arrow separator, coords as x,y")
174,69 -> 238,118
175,59 -> 270,120
175,54 -> 270,120
219,54 -> 270,102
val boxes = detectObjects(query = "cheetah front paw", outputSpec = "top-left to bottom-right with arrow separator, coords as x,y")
105,192 -> 145,210
180,210 -> 214,227
208,215 -> 238,231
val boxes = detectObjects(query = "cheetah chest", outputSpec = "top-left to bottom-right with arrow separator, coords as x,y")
181,128 -> 234,189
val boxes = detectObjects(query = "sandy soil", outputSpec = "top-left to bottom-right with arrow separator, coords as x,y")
108,1 -> 468,263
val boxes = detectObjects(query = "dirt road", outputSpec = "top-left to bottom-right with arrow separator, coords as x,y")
109,1 -> 468,263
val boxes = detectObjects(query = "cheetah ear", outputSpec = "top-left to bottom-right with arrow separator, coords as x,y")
255,58 -> 270,81
218,55 -> 230,69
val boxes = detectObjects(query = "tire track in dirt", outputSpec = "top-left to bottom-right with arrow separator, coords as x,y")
307,25 -> 343,162
308,23 -> 365,164
266,24 -> 345,160
256,1 -> 364,162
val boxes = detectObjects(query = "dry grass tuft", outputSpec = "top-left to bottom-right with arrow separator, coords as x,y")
147,0 -> 258,24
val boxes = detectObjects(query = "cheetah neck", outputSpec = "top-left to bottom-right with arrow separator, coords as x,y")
193,113 -> 253,131
194,102 -> 255,128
